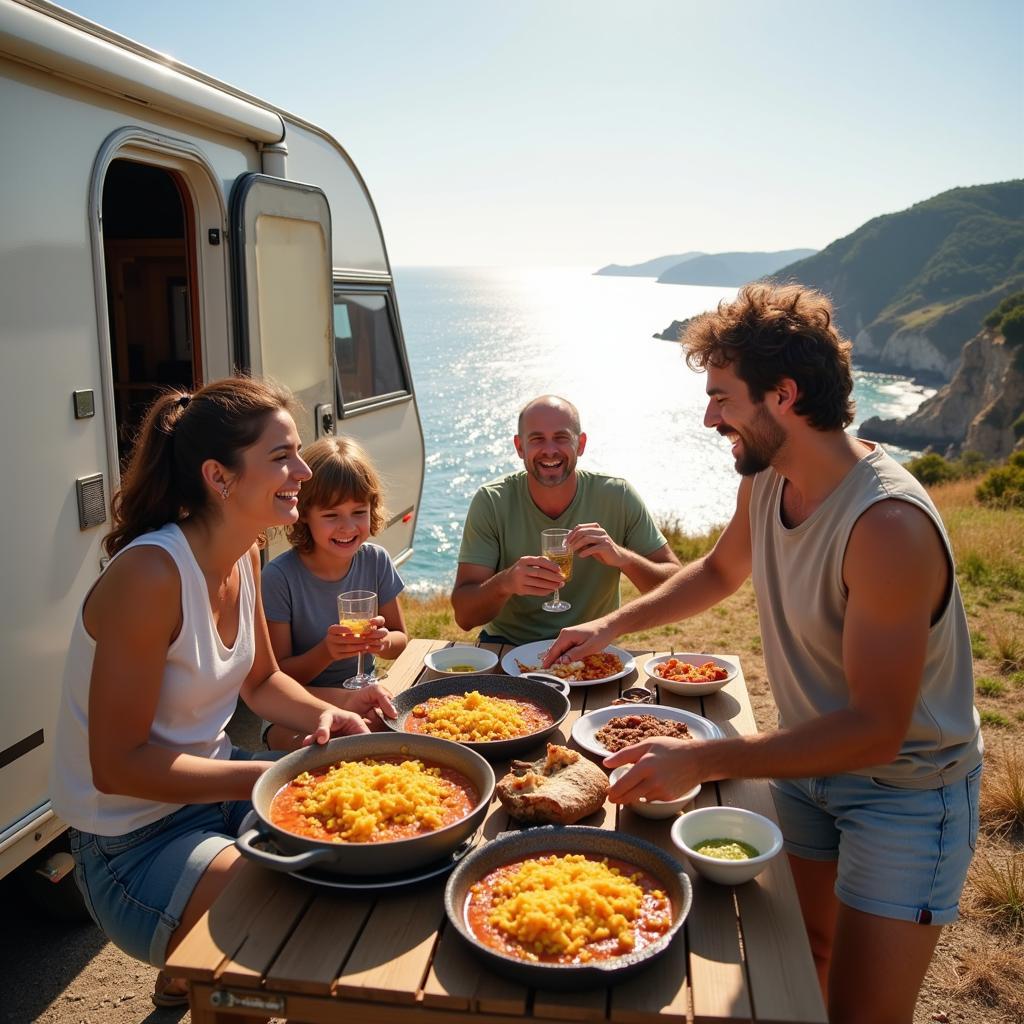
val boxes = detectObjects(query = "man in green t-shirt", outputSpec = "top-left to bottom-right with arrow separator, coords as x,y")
451,395 -> 680,645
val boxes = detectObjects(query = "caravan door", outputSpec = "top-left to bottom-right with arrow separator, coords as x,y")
231,174 -> 335,442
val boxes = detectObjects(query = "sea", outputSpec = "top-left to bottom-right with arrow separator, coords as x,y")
391,266 -> 935,594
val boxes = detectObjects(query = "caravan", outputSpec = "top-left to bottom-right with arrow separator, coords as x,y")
0,0 -> 425,905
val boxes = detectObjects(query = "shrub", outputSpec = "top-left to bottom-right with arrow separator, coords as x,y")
984,290 -> 1024,330
908,451 -> 991,486
908,452 -> 957,485
1014,412 -> 1024,440
976,452 -> 1024,509
1001,305 -> 1024,346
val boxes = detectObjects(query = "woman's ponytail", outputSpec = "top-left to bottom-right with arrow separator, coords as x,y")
103,377 -> 294,557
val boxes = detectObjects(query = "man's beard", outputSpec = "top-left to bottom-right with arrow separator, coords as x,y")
730,406 -> 786,476
528,456 -> 574,487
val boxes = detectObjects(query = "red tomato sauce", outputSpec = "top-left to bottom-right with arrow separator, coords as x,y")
269,755 -> 478,842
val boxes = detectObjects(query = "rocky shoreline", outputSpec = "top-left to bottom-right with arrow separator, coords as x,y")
859,329 -> 1023,460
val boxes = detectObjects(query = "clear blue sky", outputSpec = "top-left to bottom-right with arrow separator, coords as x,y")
59,0 -> 1023,267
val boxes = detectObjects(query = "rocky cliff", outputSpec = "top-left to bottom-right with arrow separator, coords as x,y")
859,330 -> 1024,459
773,180 -> 1024,381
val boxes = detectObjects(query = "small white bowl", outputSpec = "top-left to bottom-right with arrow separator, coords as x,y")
423,646 -> 499,676
608,765 -> 701,819
671,806 -> 783,885
643,653 -> 737,697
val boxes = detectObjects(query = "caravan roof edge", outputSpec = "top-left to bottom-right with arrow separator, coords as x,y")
7,0 -> 395,276
2,0 -> 284,142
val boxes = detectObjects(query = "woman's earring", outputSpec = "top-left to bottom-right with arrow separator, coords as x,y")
220,485 -> 229,500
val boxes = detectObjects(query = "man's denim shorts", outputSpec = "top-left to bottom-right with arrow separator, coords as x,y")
67,747 -> 277,967
770,763 -> 982,925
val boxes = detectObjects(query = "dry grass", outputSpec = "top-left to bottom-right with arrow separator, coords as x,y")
967,853 -> 1024,931
980,744 -> 1024,835
930,927 -> 1024,1019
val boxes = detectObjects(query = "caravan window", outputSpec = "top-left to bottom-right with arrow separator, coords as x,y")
333,289 -> 409,408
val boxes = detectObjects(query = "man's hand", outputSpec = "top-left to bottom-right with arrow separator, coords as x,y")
604,737 -> 705,802
568,523 -> 625,568
503,555 -> 567,597
325,616 -> 388,659
542,618 -> 616,665
302,707 -> 370,746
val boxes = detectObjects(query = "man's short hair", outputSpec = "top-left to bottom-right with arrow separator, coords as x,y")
683,283 -> 856,430
516,396 -> 581,438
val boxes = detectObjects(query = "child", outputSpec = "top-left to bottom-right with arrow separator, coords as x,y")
261,436 -> 408,749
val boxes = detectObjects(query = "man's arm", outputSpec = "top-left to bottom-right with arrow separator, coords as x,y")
607,499 -> 948,801
451,558 -> 565,631
545,477 -> 755,663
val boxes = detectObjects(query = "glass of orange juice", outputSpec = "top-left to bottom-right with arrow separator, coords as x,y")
337,589 -> 379,689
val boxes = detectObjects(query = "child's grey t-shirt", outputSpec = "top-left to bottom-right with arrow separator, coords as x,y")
261,544 -> 404,688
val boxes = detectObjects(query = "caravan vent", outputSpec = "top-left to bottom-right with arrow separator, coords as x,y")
76,474 -> 107,530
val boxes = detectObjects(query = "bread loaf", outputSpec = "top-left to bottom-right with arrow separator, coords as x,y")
496,744 -> 607,825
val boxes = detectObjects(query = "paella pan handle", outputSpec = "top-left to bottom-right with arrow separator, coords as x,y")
521,672 -> 571,696
235,828 -> 338,873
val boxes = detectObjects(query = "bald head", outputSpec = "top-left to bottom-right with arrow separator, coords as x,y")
517,396 -> 581,439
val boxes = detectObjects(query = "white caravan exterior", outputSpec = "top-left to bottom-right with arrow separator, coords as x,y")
0,0 -> 425,885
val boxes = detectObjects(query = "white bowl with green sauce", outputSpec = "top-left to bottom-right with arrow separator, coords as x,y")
670,806 -> 783,885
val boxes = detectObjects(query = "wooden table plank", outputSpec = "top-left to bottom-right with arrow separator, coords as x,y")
334,879 -> 448,1003
217,873 -> 312,986
390,637 -> 446,694
643,651 -> 752,1022
265,891 -> 375,995
167,859 -> 289,981
422,918 -> 528,1014
707,674 -> 826,1024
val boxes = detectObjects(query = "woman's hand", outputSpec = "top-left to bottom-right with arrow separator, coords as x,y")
301,707 -> 369,747
318,683 -> 397,725
325,616 -> 389,659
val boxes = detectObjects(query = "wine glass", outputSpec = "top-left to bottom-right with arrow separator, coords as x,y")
540,528 -> 572,613
337,590 -> 384,689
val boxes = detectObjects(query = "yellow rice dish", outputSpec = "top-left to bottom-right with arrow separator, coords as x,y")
270,757 -> 477,842
468,852 -> 671,962
407,690 -> 552,743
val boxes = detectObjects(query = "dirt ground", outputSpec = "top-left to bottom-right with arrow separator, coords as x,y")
0,690 -> 1009,1024
0,703 -> 264,1024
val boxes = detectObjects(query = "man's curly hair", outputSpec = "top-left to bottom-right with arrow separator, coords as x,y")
683,283 -> 855,430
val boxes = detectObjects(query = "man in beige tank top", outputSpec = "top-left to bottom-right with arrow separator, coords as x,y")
546,284 -> 982,1024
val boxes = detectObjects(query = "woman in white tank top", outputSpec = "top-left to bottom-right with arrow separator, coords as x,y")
50,378 -> 396,1007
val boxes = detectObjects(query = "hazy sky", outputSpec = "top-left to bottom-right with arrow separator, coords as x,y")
59,0 -> 1023,267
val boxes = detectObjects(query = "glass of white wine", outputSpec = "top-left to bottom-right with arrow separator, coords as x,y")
540,528 -> 572,613
337,589 -> 382,689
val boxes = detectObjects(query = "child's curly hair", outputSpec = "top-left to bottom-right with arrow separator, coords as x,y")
287,436 -> 387,552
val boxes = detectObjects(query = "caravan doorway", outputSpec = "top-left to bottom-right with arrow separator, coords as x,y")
101,159 -> 201,466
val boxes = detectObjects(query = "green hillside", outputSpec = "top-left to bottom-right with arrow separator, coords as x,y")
775,181 -> 1024,377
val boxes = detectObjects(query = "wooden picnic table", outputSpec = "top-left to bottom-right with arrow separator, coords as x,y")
168,639 -> 826,1024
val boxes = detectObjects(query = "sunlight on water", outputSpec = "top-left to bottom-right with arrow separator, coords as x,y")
393,267 -> 934,593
